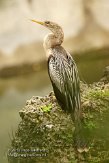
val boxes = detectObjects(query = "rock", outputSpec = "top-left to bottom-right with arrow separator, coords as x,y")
8,82 -> 109,163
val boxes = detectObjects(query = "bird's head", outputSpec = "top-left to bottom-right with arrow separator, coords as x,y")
30,19 -> 64,49
31,20 -> 55,29
30,20 -> 62,33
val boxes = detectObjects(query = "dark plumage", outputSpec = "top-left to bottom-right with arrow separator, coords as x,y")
48,46 -> 81,121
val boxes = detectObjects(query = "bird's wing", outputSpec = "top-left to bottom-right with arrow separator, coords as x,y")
48,47 -> 80,116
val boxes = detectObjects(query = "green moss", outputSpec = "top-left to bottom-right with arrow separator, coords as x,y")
41,104 -> 52,112
84,119 -> 96,130
89,89 -> 109,99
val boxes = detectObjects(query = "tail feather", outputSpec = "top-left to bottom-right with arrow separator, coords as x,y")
73,119 -> 91,153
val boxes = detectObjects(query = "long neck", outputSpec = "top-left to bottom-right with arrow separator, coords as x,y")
43,26 -> 64,52
51,27 -> 64,45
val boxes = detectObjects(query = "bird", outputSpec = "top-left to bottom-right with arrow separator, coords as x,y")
31,20 -> 89,152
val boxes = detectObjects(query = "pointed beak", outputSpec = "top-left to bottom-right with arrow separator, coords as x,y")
30,19 -> 44,26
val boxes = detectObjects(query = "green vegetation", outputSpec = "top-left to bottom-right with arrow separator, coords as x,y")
89,89 -> 109,99
41,104 -> 52,112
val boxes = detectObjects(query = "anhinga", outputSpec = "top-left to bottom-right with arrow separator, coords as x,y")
31,20 -> 88,152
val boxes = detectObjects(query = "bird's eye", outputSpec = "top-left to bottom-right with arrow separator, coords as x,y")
45,21 -> 50,25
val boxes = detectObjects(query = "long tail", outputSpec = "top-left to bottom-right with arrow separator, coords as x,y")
73,118 -> 91,153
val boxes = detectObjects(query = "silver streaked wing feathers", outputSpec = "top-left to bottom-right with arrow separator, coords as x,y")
48,47 -> 80,113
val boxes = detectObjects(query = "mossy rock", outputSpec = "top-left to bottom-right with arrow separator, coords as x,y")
8,82 -> 109,163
